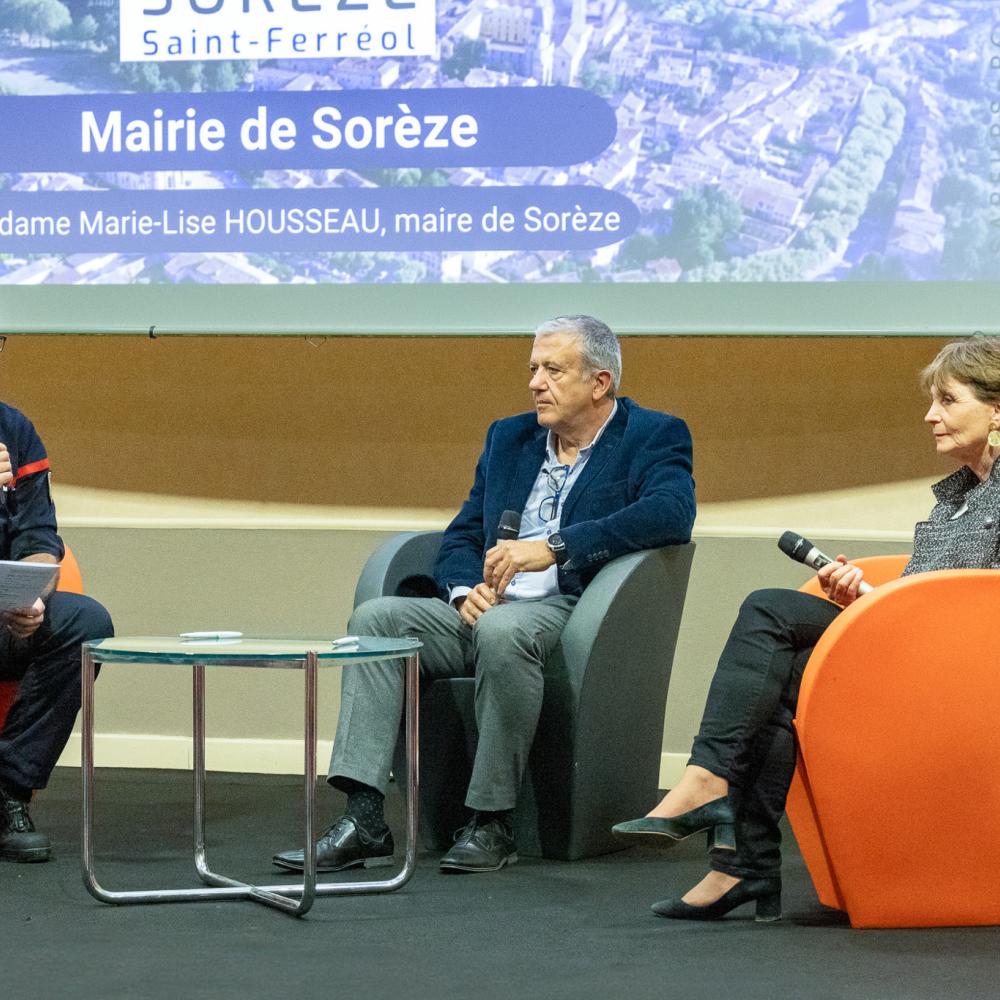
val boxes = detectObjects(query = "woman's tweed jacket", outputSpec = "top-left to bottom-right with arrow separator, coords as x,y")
905,460 -> 1000,575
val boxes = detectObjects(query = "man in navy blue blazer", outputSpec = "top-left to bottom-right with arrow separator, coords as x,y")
273,315 -> 695,875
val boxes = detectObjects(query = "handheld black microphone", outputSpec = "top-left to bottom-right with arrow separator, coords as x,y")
497,510 -> 522,541
777,531 -> 873,594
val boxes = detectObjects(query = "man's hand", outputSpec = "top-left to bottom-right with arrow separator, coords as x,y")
3,598 -> 45,640
817,555 -> 867,608
483,539 -> 556,596
454,583 -> 500,625
0,441 -> 11,489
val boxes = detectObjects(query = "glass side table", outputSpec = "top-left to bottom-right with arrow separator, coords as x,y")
81,635 -> 421,917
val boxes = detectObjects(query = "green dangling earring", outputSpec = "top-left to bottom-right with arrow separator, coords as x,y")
990,428 -> 1000,449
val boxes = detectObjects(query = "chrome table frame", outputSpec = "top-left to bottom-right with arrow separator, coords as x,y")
80,640 -> 420,917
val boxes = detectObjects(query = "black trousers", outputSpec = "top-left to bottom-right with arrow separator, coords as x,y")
689,588 -> 841,879
0,591 -> 114,791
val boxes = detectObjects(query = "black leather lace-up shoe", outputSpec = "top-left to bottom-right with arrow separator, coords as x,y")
0,786 -> 51,863
271,815 -> 394,873
439,814 -> 517,873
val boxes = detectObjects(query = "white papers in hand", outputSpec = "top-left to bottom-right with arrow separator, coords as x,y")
0,560 -> 59,612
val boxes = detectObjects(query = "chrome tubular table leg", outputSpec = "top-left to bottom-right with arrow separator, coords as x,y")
258,651 -> 421,898
193,661 -> 209,881
400,651 -> 420,884
249,651 -> 420,899
81,646 -> 417,912
194,656 -> 317,916
81,652 -> 249,904
246,653 -> 318,914
81,645 -> 106,903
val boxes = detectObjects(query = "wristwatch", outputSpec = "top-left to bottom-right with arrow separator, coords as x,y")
546,532 -> 568,567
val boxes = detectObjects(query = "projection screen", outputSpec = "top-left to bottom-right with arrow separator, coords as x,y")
0,0 -> 996,334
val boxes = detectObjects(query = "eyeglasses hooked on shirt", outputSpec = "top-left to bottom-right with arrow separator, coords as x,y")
538,465 -> 571,522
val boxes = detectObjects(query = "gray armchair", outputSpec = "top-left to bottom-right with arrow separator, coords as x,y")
353,532 -> 694,861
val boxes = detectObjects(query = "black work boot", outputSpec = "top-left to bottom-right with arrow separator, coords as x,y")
0,785 -> 52,863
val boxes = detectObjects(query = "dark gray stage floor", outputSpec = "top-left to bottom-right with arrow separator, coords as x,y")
1,768 -> 996,1000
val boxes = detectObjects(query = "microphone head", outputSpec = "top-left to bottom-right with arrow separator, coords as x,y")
777,531 -> 812,564
497,509 -> 522,540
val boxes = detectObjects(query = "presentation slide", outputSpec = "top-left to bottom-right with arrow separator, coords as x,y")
0,0 -> 996,334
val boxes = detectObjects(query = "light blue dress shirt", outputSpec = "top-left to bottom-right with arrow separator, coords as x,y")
450,401 -> 619,606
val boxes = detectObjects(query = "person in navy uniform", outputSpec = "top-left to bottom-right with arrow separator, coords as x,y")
0,398 -> 113,863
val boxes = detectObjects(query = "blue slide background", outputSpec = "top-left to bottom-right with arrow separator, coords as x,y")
0,0 -> 994,292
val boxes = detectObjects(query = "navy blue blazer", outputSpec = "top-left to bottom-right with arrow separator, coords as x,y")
433,397 -> 695,598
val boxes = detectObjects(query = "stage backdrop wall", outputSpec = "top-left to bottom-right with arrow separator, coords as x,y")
1,334 -> 944,505
0,333 -> 947,784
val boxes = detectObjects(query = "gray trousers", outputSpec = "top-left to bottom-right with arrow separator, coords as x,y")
328,593 -> 578,812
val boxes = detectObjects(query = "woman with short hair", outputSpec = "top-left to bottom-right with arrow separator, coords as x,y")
614,335 -> 1000,921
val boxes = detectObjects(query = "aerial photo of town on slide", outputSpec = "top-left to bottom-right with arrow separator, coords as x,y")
0,0 -> 994,288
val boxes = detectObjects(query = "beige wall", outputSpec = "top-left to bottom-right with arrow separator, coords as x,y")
59,525 -> 911,762
59,526 -> 378,746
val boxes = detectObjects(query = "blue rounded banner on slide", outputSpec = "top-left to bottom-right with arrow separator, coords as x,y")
0,88 -> 616,172
0,186 -> 638,253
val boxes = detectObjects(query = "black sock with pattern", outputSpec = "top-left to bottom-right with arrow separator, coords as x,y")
344,782 -> 388,835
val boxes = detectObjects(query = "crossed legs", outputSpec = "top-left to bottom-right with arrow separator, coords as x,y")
274,593 -> 576,873
628,589 -> 840,912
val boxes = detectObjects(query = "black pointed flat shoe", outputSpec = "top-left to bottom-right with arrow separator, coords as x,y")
612,795 -> 736,851
651,877 -> 781,922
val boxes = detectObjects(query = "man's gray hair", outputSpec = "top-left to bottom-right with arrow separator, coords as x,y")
534,314 -> 622,396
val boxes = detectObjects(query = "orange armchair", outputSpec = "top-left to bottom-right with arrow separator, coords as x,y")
0,546 -> 84,732
786,555 -> 1000,927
